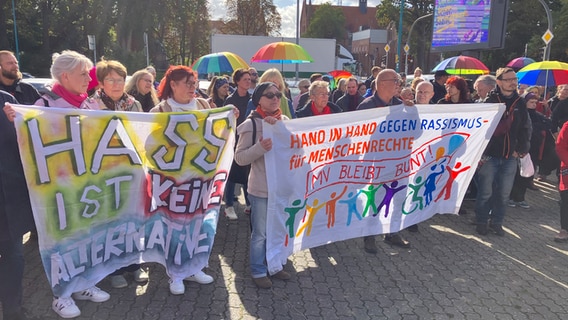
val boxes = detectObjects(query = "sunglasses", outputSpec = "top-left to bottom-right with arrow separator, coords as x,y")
262,92 -> 283,99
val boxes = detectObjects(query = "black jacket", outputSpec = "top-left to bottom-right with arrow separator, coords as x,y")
0,90 -> 34,241
483,87 -> 531,158
0,79 -> 41,105
295,101 -> 343,118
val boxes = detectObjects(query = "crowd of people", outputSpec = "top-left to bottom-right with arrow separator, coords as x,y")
1,48 -> 568,319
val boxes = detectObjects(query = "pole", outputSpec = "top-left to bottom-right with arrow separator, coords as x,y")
11,0 -> 20,62
404,13 -> 433,76
396,0 -> 405,72
537,0 -> 553,98
295,0 -> 300,81
144,32 -> 149,66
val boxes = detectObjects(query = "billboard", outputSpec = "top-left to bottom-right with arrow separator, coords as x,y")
431,0 -> 508,52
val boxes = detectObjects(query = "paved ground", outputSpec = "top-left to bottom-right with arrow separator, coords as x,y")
5,178 -> 568,320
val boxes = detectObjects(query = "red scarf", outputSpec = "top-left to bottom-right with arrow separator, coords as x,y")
310,102 -> 331,115
255,106 -> 282,120
52,83 -> 88,108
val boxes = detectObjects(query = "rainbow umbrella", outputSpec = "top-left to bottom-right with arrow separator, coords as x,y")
431,55 -> 489,75
517,61 -> 568,87
191,52 -> 249,75
251,42 -> 313,64
328,70 -> 352,79
506,57 -> 536,71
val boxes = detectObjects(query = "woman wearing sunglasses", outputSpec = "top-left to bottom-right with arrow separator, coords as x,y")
234,82 -> 291,289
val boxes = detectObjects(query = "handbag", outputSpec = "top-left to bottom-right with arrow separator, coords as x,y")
519,154 -> 535,178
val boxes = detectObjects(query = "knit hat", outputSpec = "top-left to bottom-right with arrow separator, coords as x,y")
251,82 -> 277,107
87,66 -> 99,91
524,92 -> 538,102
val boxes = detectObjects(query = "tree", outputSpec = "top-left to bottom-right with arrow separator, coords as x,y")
303,3 -> 346,44
223,0 -> 281,36
375,0 -> 434,71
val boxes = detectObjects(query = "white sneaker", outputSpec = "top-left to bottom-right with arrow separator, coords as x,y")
185,270 -> 214,284
71,286 -> 110,303
52,297 -> 81,318
169,279 -> 185,295
134,268 -> 149,283
224,206 -> 238,220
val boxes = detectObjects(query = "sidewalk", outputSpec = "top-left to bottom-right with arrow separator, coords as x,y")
6,178 -> 568,319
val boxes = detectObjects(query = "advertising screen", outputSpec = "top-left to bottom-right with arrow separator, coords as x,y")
431,0 -> 508,52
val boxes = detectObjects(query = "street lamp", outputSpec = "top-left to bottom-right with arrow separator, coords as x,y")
396,0 -> 405,72
404,13 -> 433,76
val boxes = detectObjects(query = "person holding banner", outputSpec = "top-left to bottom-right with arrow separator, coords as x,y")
3,50 -> 110,319
81,59 -> 151,290
149,65 -> 216,295
357,68 -> 412,252
0,90 -> 36,320
235,82 -> 292,289
476,67 -> 530,236
81,59 -> 142,112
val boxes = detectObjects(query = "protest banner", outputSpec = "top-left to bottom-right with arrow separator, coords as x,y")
12,105 -> 235,298
263,103 -> 505,274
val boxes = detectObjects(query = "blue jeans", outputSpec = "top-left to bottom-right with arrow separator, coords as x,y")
0,237 -> 24,317
224,181 -> 250,207
475,156 -> 518,226
248,194 -> 268,278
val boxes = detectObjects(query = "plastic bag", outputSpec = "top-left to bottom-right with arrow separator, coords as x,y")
519,154 -> 535,178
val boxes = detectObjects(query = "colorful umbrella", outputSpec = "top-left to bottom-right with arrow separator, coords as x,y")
328,70 -> 353,79
506,57 -> 536,71
251,42 -> 313,64
191,52 -> 249,75
431,55 -> 489,75
517,61 -> 568,87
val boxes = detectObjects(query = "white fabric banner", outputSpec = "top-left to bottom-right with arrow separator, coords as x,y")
264,103 -> 505,274
12,105 -> 235,297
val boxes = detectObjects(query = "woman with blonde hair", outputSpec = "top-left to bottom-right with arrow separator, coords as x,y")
125,69 -> 159,112
257,68 -> 294,118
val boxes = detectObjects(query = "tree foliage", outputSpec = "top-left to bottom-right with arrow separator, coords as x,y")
223,0 -> 281,36
303,2 -> 346,43
1,0 -> 213,77
375,0 -> 434,71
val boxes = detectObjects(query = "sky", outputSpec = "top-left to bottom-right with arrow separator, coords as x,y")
208,0 -> 383,38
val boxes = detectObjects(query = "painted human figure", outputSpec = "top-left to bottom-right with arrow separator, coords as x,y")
296,198 -> 326,237
423,159 -> 447,206
339,191 -> 363,226
360,184 -> 382,217
374,181 -> 407,218
407,176 -> 427,211
325,186 -> 348,228
284,198 -> 307,239
435,161 -> 471,202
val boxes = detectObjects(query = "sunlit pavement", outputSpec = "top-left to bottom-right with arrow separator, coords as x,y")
7,178 -> 568,319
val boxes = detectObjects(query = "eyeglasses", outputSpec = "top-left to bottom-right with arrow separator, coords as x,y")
302,85 -> 310,89
250,73 -> 258,76
499,77 -> 518,83
416,90 -> 433,94
262,92 -> 283,99
142,78 -> 153,84
314,92 -> 329,97
178,80 -> 196,88
104,78 -> 125,85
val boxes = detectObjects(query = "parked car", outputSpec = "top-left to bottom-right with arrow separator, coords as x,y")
21,77 -> 53,95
